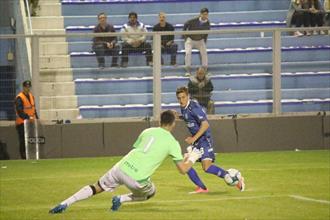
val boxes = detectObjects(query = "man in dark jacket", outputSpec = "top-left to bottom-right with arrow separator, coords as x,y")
152,12 -> 178,65
188,67 -> 214,114
183,8 -> 210,75
92,12 -> 119,69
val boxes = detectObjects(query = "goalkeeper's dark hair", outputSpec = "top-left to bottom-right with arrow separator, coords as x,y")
160,110 -> 175,126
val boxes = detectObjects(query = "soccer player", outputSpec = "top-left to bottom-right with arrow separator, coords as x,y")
49,110 -> 203,213
176,87 -> 245,193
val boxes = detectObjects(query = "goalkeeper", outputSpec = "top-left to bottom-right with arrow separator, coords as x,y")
49,110 -> 203,213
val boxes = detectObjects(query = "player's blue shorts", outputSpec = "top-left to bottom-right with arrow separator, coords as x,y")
193,136 -> 215,162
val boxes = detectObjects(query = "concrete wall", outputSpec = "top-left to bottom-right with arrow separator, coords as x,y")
0,114 -> 329,160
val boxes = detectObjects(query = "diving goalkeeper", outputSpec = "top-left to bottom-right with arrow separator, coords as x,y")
49,110 -> 203,213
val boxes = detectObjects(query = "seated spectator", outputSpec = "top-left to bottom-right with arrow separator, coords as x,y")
286,0 -> 311,36
308,0 -> 326,34
120,12 -> 153,67
152,12 -> 178,66
183,8 -> 210,76
92,12 -> 119,69
188,67 -> 214,114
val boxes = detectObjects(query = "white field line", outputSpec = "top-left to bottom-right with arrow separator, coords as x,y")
289,195 -> 330,205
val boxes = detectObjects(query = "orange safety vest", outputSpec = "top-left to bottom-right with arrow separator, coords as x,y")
15,92 -> 36,125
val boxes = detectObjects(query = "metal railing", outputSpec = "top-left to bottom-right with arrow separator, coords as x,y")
0,26 -> 329,120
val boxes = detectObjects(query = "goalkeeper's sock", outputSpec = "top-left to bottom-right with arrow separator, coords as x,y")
61,185 -> 94,206
205,165 -> 227,178
187,168 -> 207,190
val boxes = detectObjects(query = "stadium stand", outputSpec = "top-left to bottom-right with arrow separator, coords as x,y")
34,0 -> 330,119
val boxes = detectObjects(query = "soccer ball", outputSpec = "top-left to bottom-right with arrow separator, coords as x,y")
224,168 -> 242,186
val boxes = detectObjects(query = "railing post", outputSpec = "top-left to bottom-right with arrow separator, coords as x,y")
152,33 -> 162,121
31,35 -> 40,117
272,29 -> 282,115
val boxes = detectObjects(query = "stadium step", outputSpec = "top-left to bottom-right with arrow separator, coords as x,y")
78,98 -> 330,118
74,71 -> 330,94
62,10 -> 287,27
76,88 -> 330,106
69,45 -> 330,67
61,0 -> 290,16
67,35 -> 330,52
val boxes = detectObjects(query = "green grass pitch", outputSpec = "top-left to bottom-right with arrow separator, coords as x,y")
1,150 -> 329,220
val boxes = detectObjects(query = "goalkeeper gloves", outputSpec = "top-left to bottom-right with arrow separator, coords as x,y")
187,147 -> 204,164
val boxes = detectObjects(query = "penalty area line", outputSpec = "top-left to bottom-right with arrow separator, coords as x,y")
289,195 -> 330,204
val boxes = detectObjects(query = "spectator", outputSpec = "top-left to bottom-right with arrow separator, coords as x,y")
152,12 -> 178,66
188,67 -> 214,114
28,0 -> 39,16
324,0 -> 330,32
14,80 -> 38,159
286,0 -> 311,36
183,8 -> 210,76
92,12 -> 119,69
308,0 -> 326,34
120,12 -> 153,67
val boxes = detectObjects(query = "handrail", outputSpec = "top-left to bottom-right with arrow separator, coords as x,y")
24,0 -> 33,34
0,26 -> 329,39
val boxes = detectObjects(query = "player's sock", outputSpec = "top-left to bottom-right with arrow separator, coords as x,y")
60,185 -> 95,206
120,194 -> 133,203
187,168 -> 207,190
205,165 -> 228,178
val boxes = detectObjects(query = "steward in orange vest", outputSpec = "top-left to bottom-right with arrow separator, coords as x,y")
14,80 -> 38,159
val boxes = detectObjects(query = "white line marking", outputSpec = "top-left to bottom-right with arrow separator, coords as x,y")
289,195 -> 330,204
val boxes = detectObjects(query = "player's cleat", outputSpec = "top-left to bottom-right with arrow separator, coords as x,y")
111,196 -> 121,211
49,203 -> 68,214
189,187 -> 209,194
236,176 -> 245,192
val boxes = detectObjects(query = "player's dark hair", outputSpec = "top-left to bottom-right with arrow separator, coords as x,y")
160,110 -> 175,126
176,86 -> 189,96
97,12 -> 106,19
128,12 -> 138,19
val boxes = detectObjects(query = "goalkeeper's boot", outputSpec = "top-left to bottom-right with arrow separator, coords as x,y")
189,187 -> 209,194
111,196 -> 121,211
49,203 -> 67,214
236,176 -> 245,192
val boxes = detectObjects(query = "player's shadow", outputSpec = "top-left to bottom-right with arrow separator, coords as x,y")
124,203 -> 198,213
175,186 -> 229,196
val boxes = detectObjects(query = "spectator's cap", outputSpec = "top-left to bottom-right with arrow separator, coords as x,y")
200,8 -> 209,14
23,80 -> 32,87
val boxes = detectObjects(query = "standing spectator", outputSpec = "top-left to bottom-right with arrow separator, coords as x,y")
183,8 -> 210,76
324,0 -> 330,33
120,12 -> 153,67
188,67 -> 214,114
152,12 -> 178,66
14,80 -> 38,159
92,12 -> 119,69
286,0 -> 311,36
308,0 -> 326,34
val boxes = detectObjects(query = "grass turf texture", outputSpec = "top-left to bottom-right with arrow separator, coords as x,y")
0,150 -> 329,220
